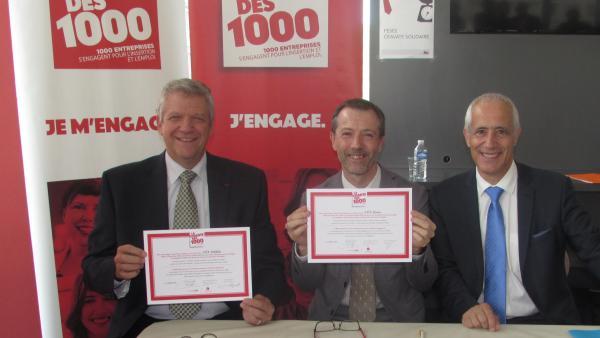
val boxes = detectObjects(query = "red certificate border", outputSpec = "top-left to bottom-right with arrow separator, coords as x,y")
309,190 -> 410,260
146,230 -> 250,302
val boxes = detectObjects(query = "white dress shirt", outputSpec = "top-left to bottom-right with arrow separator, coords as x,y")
116,152 -> 229,319
475,161 -> 538,318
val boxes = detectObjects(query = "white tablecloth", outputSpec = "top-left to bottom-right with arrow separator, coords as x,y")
138,319 -> 600,338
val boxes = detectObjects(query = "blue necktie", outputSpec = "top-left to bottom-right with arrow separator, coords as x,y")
484,186 -> 507,324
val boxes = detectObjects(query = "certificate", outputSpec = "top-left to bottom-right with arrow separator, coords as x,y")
143,228 -> 252,305
307,188 -> 412,263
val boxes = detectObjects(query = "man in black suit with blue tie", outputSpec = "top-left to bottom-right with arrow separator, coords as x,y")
430,93 -> 600,331
83,79 -> 289,337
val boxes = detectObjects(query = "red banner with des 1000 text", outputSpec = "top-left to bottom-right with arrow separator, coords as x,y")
49,0 -> 161,69
190,0 -> 363,318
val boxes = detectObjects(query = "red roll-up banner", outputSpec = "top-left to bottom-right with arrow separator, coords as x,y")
190,0 -> 363,316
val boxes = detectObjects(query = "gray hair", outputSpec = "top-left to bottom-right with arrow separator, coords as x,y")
464,93 -> 520,131
157,78 -> 214,124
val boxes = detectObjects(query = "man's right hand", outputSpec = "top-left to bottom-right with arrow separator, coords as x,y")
285,206 -> 309,256
114,244 -> 146,281
462,303 -> 501,331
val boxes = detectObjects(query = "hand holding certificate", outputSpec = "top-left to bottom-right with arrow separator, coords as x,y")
307,188 -> 412,263
143,227 -> 252,305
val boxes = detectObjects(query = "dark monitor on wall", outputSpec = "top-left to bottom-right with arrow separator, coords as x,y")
451,0 -> 600,34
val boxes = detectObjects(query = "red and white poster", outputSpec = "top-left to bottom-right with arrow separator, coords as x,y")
47,178 -> 116,338
222,0 -> 328,67
9,0 -> 188,336
49,0 -> 161,69
190,0 -> 363,318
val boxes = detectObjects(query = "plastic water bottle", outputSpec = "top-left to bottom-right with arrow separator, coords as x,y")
413,140 -> 428,182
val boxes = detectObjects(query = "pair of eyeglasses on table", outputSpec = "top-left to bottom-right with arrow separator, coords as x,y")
313,320 -> 366,338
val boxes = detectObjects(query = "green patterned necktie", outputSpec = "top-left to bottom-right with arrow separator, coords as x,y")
349,263 -> 376,321
169,170 -> 202,319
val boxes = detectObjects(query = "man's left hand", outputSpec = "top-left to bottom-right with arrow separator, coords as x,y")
412,210 -> 436,254
240,294 -> 274,326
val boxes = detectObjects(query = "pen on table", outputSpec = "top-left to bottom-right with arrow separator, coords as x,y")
417,328 -> 425,338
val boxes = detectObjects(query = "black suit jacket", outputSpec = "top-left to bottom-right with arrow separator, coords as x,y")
430,163 -> 600,324
83,152 -> 289,337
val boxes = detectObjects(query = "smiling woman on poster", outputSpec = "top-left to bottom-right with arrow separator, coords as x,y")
67,275 -> 116,338
52,180 -> 102,338
54,181 -> 101,280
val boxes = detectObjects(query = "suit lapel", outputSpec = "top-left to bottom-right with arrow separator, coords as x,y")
516,163 -> 534,270
463,170 -> 485,286
147,153 -> 169,230
206,153 -> 229,228
380,167 -> 399,187
322,171 -> 343,188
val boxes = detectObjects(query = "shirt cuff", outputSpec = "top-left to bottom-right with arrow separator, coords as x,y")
413,245 -> 430,261
413,252 -> 424,261
293,242 -> 308,262
113,279 -> 130,299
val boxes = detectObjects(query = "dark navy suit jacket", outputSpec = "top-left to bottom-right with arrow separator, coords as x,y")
430,163 -> 600,324
83,152 -> 288,337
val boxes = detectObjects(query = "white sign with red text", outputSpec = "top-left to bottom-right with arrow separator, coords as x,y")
221,0 -> 328,67
379,0 -> 434,59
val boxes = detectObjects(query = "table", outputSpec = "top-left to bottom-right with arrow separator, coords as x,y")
138,320 -> 600,338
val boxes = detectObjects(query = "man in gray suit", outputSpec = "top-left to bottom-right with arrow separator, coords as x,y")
285,98 -> 438,322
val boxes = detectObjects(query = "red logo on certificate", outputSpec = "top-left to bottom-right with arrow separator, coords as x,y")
49,0 -> 161,69
189,231 -> 205,247
352,191 -> 367,207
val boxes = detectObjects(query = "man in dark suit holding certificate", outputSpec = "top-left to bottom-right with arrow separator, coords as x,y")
285,98 -> 438,322
83,78 -> 288,338
430,93 -> 600,331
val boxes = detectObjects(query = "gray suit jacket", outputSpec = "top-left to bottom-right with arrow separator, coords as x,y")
291,166 -> 438,322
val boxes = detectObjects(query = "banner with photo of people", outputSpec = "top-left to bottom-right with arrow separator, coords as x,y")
9,0 -> 188,336
48,179 -> 116,338
189,0 -> 363,317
